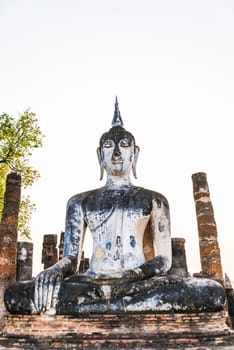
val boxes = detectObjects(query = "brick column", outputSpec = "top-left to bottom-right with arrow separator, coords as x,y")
58,231 -> 64,260
168,238 -> 188,277
0,173 -> 21,319
192,172 -> 223,284
41,234 -> 58,269
225,273 -> 234,329
78,251 -> 90,274
0,172 -> 21,278
16,241 -> 33,281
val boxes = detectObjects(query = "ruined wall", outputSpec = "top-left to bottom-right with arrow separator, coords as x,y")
78,251 -> 90,274
41,234 -> 58,269
16,241 -> 33,281
58,231 -> 64,260
168,237 -> 188,277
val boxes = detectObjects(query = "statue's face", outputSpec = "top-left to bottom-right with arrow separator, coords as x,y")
98,126 -> 139,179
101,132 -> 135,176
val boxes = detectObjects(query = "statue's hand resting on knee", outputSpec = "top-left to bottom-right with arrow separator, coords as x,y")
34,256 -> 77,314
34,265 -> 62,313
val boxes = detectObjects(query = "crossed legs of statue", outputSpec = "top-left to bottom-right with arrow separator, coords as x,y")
58,274 -> 225,315
4,256 -> 225,315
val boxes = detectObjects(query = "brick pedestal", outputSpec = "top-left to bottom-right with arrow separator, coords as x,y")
1,311 -> 233,349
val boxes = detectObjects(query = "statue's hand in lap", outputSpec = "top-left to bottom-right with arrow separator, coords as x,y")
34,265 -> 63,314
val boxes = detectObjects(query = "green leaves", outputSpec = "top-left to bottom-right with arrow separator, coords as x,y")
18,195 -> 37,240
0,109 -> 44,239
0,163 -> 9,219
0,109 -> 44,170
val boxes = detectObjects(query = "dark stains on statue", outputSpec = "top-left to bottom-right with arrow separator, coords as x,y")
105,242 -> 111,250
130,236 -> 136,248
82,186 -> 165,221
116,236 -> 121,247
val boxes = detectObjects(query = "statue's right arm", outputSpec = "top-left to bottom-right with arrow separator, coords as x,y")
150,196 -> 172,274
34,195 -> 86,314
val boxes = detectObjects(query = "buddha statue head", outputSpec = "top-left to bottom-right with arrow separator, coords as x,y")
97,97 -> 140,180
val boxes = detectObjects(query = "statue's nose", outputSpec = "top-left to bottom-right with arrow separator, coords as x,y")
112,145 -> 121,159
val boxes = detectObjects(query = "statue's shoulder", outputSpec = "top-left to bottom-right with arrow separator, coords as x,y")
137,186 -> 169,209
66,188 -> 102,207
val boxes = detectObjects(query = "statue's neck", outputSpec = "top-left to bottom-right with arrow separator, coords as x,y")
104,175 -> 133,189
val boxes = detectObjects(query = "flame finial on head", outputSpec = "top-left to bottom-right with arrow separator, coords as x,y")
111,96 -> 124,127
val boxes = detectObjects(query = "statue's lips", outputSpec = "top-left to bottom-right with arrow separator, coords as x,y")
111,160 -> 123,164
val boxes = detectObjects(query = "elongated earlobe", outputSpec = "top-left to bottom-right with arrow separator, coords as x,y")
132,146 -> 140,179
97,147 -> 104,180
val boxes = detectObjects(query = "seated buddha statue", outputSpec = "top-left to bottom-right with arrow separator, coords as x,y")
4,98 -> 225,315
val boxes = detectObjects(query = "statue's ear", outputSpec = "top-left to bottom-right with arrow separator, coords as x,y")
97,147 -> 104,180
132,145 -> 140,179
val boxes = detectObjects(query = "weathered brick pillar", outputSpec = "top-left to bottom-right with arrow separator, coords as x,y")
78,251 -> 90,274
168,237 -> 188,277
59,231 -> 64,260
192,172 -> 223,284
0,173 -> 21,278
16,241 -> 33,281
41,234 -> 58,269
0,173 -> 21,319
225,273 -> 234,329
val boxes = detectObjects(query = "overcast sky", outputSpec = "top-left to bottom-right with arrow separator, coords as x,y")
0,0 -> 234,279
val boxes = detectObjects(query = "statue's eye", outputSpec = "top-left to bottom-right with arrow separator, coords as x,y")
120,139 -> 130,147
103,140 -> 114,148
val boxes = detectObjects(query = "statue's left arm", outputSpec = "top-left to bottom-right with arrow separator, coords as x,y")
63,194 -> 87,270
150,196 -> 172,273
34,195 -> 86,314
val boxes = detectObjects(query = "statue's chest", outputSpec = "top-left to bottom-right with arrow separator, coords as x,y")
83,190 -> 126,213
82,189 -> 152,231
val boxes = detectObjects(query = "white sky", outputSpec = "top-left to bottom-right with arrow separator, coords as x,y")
0,0 -> 234,280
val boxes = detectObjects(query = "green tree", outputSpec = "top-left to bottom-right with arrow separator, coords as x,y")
0,109 -> 44,239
